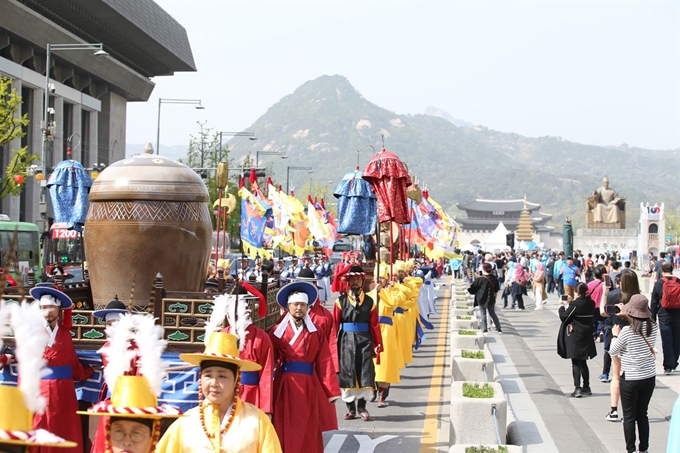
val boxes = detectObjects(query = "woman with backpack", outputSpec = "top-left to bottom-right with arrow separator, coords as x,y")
511,263 -> 528,310
532,262 -> 548,311
609,294 -> 658,453
468,263 -> 502,334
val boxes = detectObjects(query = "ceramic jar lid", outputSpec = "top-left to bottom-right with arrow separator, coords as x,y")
89,145 -> 208,202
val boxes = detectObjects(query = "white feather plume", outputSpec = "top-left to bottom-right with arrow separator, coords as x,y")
234,296 -> 251,352
206,295 -> 231,346
98,313 -> 137,394
10,300 -> 49,414
222,295 -> 250,351
134,315 -> 167,396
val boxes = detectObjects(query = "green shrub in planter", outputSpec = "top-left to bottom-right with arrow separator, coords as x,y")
465,446 -> 509,453
458,330 -> 476,336
462,383 -> 494,398
461,350 -> 485,359
456,315 -> 472,320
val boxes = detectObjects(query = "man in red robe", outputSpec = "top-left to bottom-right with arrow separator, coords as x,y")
294,268 -> 339,432
31,283 -> 94,453
270,281 -> 340,453
220,294 -> 275,417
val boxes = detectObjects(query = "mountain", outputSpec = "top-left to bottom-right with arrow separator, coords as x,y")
212,75 -> 680,229
424,106 -> 474,128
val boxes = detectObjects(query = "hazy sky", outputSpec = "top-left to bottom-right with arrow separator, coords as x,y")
126,0 -> 680,156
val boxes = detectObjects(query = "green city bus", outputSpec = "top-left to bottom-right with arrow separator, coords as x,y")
0,215 -> 41,283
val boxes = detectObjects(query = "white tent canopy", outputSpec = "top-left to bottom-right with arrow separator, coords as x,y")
483,221 -> 510,251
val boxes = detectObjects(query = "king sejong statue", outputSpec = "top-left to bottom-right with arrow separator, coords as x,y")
586,176 -> 626,229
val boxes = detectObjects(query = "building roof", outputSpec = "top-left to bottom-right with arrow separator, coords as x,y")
454,217 -> 548,228
457,198 -> 541,213
18,0 -> 196,77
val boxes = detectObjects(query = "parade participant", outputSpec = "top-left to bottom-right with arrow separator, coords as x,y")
0,301 -> 77,452
158,332 -> 281,452
30,283 -> 94,453
312,255 -> 332,304
213,294 -> 275,417
294,268 -> 339,431
331,253 -> 352,294
270,281 -> 339,453
370,263 -> 404,407
90,297 -> 143,453
392,260 -> 422,365
334,265 -> 383,421
80,314 -> 182,453
289,256 -> 302,280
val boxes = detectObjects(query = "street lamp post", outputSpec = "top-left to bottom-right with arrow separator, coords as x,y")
217,131 -> 257,163
286,166 -> 313,195
156,98 -> 204,154
255,150 -> 287,167
41,42 -> 108,232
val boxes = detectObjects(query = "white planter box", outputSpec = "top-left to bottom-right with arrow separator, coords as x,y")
450,331 -> 485,351
451,348 -> 494,382
451,318 -> 479,331
449,445 -> 522,453
450,381 -> 508,445
452,307 -> 474,317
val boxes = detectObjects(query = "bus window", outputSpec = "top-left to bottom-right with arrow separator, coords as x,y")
0,221 -> 41,280
48,227 -> 84,267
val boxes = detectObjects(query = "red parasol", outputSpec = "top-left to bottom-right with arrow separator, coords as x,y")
361,149 -> 412,224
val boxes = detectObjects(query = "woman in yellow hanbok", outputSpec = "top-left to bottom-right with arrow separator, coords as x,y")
156,332 -> 282,453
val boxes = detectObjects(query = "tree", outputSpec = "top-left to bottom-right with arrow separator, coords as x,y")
0,76 -> 37,200
185,122 -> 242,241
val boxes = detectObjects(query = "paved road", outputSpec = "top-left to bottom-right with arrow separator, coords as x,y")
323,282 -> 452,453
321,276 -> 678,452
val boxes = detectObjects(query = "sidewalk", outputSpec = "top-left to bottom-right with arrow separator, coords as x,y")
490,289 -> 677,453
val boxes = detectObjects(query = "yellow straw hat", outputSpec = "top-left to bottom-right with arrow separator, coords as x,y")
393,260 -> 407,273
179,332 -> 262,372
0,385 -> 77,448
77,376 -> 182,419
374,263 -> 389,279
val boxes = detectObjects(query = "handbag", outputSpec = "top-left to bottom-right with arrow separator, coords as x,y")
557,305 -> 577,359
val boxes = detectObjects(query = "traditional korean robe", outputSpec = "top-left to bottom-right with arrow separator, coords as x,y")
369,287 -> 404,383
35,324 -> 94,453
308,301 -> 339,432
333,292 -> 382,391
269,317 -> 339,453
221,324 -> 275,415
156,397 -> 282,453
399,277 -> 423,364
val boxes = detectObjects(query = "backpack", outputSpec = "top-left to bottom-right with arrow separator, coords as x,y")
661,277 -> 680,309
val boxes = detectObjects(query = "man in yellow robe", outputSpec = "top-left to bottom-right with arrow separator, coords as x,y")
370,263 -> 406,407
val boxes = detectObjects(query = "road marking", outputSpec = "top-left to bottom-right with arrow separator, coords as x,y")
324,434 -> 398,453
356,435 -> 397,452
419,287 -> 450,453
325,434 -> 348,453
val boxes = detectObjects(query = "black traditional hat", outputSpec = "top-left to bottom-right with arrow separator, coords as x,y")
346,265 -> 365,276
295,267 -> 320,282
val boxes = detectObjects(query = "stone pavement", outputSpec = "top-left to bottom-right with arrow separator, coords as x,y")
492,287 -> 677,453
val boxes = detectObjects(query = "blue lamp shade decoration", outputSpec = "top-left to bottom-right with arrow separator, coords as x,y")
47,159 -> 93,232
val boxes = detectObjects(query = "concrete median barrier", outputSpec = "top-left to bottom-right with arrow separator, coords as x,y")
450,381 -> 507,446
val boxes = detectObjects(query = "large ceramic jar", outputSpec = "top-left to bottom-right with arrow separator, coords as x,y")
84,146 -> 211,309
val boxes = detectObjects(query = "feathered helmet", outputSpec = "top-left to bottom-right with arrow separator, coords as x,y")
0,301 -> 77,448
78,314 -> 182,453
